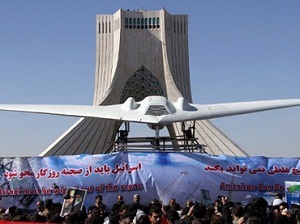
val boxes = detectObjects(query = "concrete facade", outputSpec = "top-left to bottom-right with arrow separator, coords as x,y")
41,9 -> 248,157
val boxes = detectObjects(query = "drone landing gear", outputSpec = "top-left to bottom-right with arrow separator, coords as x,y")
115,122 -> 129,151
113,122 -> 206,153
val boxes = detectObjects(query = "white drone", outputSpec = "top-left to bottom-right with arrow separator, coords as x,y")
0,95 -> 299,129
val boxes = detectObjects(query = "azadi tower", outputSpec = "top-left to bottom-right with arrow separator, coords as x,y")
40,9 -> 248,157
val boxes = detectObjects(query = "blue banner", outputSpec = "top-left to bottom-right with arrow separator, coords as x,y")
0,152 -> 300,209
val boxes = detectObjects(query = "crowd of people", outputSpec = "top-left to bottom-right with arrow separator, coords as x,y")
0,193 -> 299,224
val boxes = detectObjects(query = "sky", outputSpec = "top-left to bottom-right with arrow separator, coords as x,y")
0,0 -> 299,158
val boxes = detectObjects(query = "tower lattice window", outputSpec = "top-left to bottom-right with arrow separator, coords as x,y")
120,66 -> 164,103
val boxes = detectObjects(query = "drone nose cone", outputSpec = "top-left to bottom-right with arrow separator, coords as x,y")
142,96 -> 179,115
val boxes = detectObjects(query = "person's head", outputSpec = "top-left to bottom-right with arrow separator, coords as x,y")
214,199 -> 221,207
133,194 -> 140,204
119,204 -> 129,215
275,193 -> 283,200
214,199 -> 222,213
0,207 -> 5,214
95,195 -> 103,204
169,198 -> 176,205
36,201 -> 45,210
193,203 -> 207,219
118,195 -> 124,203
279,202 -> 288,211
166,209 -> 179,224
210,214 -> 222,224
150,199 -> 162,209
186,199 -> 194,208
75,194 -> 83,204
136,215 -> 151,224
231,203 -> 244,218
88,206 -> 100,218
119,216 -> 132,224
149,207 -> 162,224
282,208 -> 290,217
65,189 -> 75,204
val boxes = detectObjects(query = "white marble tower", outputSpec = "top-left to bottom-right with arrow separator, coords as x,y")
41,9 -> 248,157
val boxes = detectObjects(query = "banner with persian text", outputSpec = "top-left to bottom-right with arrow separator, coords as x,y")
0,152 -> 300,209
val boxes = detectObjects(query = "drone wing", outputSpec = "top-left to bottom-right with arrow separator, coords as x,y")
0,98 -> 158,124
0,96 -> 300,124
160,98 -> 300,124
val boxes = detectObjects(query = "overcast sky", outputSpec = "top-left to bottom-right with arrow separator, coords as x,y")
0,1 -> 299,157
